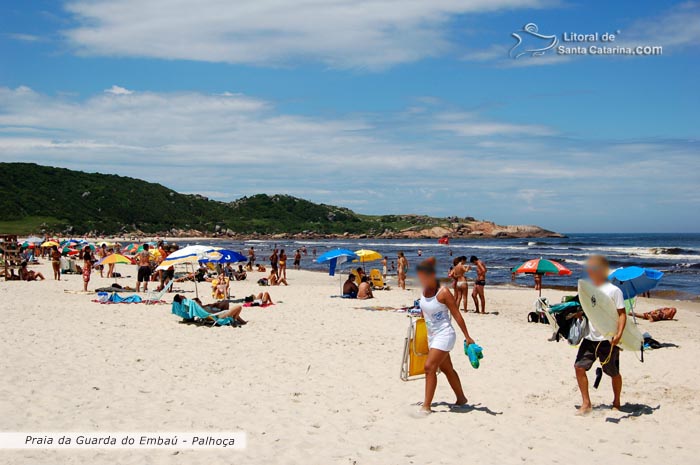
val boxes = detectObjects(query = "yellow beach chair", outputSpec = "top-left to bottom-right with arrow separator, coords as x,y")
400,318 -> 430,381
369,268 -> 386,289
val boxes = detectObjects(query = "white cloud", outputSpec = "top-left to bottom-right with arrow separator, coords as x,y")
104,85 -> 134,95
6,33 -> 42,42
0,85 -> 697,231
63,0 -> 548,68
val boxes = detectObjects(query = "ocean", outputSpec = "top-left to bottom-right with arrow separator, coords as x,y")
204,233 -> 700,301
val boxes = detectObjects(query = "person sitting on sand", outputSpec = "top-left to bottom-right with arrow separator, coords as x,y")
233,265 -> 247,281
5,268 -> 21,280
416,257 -> 475,414
173,294 -> 247,325
19,262 -> 45,281
574,255 -> 626,415
256,264 -> 266,273
357,276 -> 374,300
268,270 -> 288,286
246,292 -> 274,306
343,274 -> 358,298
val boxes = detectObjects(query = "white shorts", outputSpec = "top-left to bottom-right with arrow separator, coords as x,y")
428,328 -> 456,352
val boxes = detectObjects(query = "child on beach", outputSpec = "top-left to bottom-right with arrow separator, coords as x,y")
417,258 -> 476,414
575,255 -> 626,415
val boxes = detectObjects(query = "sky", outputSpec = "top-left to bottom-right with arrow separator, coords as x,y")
0,0 -> 698,233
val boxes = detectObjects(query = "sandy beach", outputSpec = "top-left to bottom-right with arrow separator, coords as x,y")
1,262 -> 699,465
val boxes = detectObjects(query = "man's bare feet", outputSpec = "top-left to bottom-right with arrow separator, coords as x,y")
576,404 -> 592,416
612,402 -> 621,411
454,395 -> 468,406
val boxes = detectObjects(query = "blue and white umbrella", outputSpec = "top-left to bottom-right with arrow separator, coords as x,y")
609,266 -> 664,300
199,249 -> 247,264
316,249 -> 359,276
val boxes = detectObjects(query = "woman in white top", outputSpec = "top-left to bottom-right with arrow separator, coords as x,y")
417,258 -> 476,414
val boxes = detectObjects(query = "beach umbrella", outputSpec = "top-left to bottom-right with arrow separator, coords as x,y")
199,249 -> 247,264
354,249 -> 382,263
41,240 -> 59,248
97,253 -> 134,265
609,266 -> 663,300
317,249 -> 359,277
513,258 -> 571,276
513,258 -> 571,296
157,245 -> 221,269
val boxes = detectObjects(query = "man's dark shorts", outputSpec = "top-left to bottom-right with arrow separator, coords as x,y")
137,265 -> 152,283
575,339 -> 620,377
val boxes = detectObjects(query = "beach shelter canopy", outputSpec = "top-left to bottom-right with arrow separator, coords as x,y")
199,249 -> 247,264
97,253 -> 134,265
157,245 -> 220,270
354,249 -> 382,263
609,266 -> 663,300
513,258 -> 571,276
316,249 -> 359,276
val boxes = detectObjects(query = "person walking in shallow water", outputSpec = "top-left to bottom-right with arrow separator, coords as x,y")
470,256 -> 487,314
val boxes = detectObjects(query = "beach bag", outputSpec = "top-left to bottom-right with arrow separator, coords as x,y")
567,316 -> 587,346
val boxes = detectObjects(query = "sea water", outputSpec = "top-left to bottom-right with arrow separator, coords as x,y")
190,233 -> 700,301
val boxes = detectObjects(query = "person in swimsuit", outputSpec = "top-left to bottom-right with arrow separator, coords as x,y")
397,252 -> 408,290
417,258 -> 476,414
381,256 -> 388,280
449,256 -> 471,312
174,295 -> 247,325
357,276 -> 374,300
470,256 -> 487,314
247,247 -> 256,268
136,244 -> 152,292
50,245 -> 61,281
269,249 -> 279,277
19,261 -> 45,281
246,292 -> 273,306
279,249 -> 288,280
293,250 -> 301,270
342,274 -> 358,298
80,246 -> 93,291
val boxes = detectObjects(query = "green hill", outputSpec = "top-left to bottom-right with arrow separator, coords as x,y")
0,163 -> 448,235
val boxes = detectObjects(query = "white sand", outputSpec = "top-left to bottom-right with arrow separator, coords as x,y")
1,262 -> 699,465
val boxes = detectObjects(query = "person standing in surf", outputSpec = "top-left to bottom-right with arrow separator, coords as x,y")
397,252 -> 408,290
470,256 -> 487,313
575,255 -> 626,415
416,257 -> 476,414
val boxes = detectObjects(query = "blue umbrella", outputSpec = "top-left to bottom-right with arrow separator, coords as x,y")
316,249 -> 358,276
609,266 -> 664,300
199,249 -> 247,264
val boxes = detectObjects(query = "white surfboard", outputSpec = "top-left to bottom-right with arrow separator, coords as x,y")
578,279 -> 644,353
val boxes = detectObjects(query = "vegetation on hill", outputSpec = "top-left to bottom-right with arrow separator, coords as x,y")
0,163 -> 456,235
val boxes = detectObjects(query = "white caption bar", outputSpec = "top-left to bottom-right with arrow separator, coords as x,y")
0,432 -> 246,449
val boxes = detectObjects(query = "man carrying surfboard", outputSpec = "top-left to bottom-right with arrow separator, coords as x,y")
575,255 -> 627,415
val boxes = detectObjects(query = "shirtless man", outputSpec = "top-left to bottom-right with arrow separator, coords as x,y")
247,247 -> 256,268
397,252 -> 408,290
381,256 -> 388,280
136,244 -> 152,292
357,276 -> 374,300
342,274 -> 358,298
449,256 -> 471,312
470,256 -> 487,313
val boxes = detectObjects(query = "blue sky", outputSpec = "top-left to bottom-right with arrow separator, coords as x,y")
1,0 -> 698,232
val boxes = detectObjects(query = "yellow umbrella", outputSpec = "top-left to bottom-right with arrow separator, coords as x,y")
41,240 -> 59,248
98,253 -> 133,265
354,249 -> 382,263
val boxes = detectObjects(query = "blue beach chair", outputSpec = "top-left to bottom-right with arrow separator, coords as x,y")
171,298 -> 234,326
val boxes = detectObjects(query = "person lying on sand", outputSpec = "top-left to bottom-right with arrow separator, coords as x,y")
357,276 -> 374,300
173,294 -> 247,325
19,262 -> 45,281
245,292 -> 273,306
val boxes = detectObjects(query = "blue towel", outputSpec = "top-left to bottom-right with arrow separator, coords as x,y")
108,293 -> 143,303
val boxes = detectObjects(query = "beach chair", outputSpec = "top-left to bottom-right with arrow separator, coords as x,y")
171,298 -> 234,326
400,317 -> 430,381
369,269 -> 386,290
145,279 -> 174,305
